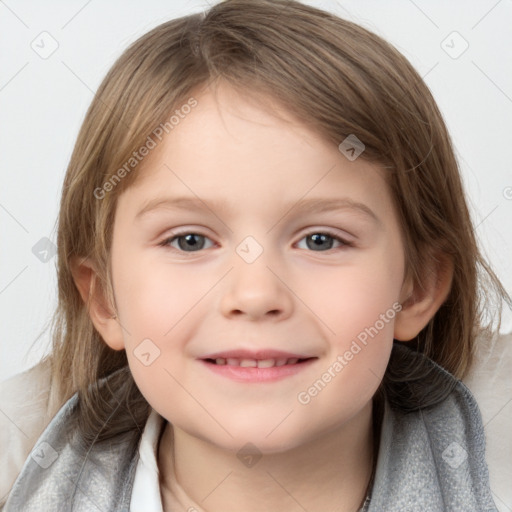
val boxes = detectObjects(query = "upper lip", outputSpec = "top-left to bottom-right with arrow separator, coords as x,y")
200,349 -> 316,360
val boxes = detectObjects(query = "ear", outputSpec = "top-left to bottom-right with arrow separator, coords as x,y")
394,253 -> 453,341
69,256 -> 125,351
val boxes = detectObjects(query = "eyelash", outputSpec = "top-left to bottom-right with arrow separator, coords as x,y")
158,229 -> 353,254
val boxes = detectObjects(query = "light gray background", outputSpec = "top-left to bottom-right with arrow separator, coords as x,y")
1,0 -> 511,382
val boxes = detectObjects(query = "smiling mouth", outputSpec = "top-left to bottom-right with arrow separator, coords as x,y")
203,357 -> 315,368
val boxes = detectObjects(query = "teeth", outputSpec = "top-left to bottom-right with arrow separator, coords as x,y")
212,357 -> 305,367
240,359 -> 258,367
257,359 -> 275,368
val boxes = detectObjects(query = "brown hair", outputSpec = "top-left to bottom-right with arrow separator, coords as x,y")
41,0 -> 510,443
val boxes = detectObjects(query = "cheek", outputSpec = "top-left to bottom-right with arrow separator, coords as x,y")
113,257 -> 206,340
292,250 -> 402,393
295,275 -> 397,426
112,257 -> 209,408
296,254 -> 402,339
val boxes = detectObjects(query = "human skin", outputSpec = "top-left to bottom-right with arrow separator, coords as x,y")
75,81 -> 452,511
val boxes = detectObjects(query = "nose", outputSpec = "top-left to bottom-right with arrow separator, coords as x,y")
219,250 -> 294,321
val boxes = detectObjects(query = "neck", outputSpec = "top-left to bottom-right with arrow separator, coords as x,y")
158,399 -> 379,512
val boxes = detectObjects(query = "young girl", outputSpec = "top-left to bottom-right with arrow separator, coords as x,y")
2,0 -> 510,510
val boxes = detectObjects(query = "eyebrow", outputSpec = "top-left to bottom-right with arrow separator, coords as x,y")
135,196 -> 380,225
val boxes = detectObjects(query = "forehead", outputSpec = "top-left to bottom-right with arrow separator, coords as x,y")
134,83 -> 328,178
116,82 -> 395,226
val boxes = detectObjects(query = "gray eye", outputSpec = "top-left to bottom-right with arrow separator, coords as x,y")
296,233 -> 344,251
168,233 -> 214,252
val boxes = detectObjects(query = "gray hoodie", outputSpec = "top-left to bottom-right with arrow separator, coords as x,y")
2,342 -> 498,511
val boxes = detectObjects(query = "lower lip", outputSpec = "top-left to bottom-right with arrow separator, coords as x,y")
199,359 -> 317,383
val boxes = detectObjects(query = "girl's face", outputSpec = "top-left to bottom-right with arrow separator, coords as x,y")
110,83 -> 409,453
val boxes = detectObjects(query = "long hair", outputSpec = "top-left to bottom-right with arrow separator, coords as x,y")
42,0 -> 510,443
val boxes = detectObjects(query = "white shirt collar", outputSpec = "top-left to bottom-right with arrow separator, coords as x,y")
130,409 -> 207,512
130,408 -> 165,512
